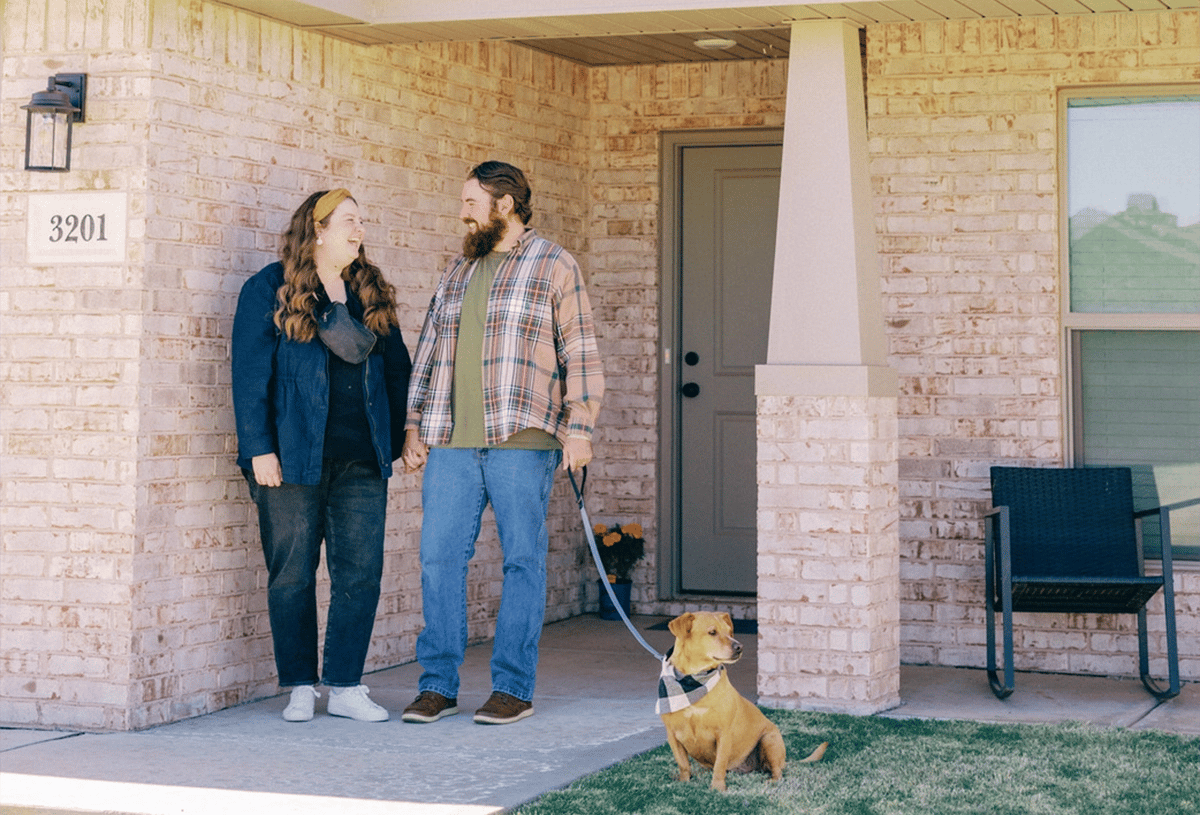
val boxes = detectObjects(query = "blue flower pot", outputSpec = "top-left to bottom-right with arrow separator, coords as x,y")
598,579 -> 632,620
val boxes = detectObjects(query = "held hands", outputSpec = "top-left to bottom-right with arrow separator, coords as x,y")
251,453 -> 283,487
402,429 -> 429,473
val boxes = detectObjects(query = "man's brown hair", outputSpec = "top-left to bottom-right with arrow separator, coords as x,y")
469,161 -> 533,224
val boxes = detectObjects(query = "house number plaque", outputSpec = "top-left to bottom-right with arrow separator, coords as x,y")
27,192 -> 127,264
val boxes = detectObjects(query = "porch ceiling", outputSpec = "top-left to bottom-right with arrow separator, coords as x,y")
216,0 -> 1195,64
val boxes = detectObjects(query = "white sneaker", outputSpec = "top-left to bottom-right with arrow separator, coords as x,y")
282,685 -> 319,722
327,685 -> 389,722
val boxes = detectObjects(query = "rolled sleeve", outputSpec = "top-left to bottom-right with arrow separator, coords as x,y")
552,255 -> 604,442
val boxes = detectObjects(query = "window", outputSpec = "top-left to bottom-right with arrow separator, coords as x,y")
1062,88 -> 1200,560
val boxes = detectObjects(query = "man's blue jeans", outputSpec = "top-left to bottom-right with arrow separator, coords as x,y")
415,447 -> 561,702
245,459 -> 387,687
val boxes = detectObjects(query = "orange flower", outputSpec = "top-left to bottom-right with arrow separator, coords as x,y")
592,521 -> 646,582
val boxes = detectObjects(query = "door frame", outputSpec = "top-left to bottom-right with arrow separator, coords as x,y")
657,127 -> 785,599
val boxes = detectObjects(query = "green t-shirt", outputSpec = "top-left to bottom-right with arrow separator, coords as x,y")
447,251 -> 558,451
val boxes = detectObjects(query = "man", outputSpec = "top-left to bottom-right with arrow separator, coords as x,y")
401,161 -> 604,725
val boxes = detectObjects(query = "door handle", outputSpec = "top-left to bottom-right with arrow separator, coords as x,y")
681,382 -> 700,398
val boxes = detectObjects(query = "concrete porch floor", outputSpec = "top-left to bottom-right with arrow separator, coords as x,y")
2,613 -> 1197,815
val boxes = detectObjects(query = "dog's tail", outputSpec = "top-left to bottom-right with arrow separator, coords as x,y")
797,742 -> 828,763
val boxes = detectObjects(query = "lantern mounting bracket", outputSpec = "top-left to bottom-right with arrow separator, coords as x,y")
51,73 -> 87,122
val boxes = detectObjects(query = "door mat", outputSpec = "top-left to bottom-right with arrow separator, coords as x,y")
647,619 -> 757,635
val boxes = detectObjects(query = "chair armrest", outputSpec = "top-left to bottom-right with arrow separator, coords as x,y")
1134,497 -> 1200,519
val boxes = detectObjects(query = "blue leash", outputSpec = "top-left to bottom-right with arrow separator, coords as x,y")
568,467 -> 664,661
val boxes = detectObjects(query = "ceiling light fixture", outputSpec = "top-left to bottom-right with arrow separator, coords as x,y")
694,37 -> 737,50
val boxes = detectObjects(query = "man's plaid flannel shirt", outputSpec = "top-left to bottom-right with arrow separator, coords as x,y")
406,229 -> 604,447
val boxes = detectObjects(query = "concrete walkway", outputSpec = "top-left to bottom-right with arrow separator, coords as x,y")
2,614 -> 1197,815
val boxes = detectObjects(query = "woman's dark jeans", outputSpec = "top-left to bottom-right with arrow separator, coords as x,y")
245,459 -> 387,687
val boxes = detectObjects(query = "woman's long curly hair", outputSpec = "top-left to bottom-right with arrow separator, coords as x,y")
274,190 -> 400,342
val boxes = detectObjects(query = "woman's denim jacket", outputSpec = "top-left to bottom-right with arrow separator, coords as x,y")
232,262 -> 411,485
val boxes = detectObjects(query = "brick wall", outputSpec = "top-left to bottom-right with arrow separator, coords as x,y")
867,12 -> 1199,681
1,0 -> 154,730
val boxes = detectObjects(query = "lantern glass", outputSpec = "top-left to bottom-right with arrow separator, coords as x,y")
25,107 -> 73,172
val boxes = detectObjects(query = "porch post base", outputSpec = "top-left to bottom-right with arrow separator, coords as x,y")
755,364 -> 901,715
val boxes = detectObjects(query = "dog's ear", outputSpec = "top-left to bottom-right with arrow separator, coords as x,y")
719,612 -> 733,630
668,612 -> 695,638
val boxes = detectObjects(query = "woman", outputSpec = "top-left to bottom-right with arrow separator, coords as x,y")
232,189 -> 411,722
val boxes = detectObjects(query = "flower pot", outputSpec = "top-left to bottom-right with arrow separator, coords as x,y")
598,579 -> 632,620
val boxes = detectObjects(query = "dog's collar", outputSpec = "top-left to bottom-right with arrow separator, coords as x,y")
656,647 -> 724,715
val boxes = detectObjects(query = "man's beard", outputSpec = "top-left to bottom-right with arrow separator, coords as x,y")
462,214 -> 507,259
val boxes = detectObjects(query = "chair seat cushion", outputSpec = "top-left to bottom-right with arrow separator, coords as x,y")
1006,576 -> 1163,614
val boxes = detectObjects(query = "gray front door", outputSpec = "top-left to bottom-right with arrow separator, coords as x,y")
676,142 -> 781,595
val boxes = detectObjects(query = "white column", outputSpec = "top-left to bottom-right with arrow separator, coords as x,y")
768,18 -> 886,370
756,20 -> 900,715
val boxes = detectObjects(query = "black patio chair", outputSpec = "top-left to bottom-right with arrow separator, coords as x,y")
984,466 -> 1195,701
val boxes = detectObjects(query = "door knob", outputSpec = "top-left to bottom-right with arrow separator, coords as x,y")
684,351 -> 699,366
681,382 -> 700,398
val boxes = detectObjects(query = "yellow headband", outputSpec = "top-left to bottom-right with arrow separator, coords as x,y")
312,188 -> 352,223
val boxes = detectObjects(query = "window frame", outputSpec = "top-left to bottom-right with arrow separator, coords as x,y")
1058,84 -> 1200,561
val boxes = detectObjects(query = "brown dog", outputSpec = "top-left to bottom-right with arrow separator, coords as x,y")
658,611 -> 827,791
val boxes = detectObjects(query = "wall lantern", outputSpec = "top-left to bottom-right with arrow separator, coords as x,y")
22,73 -> 86,172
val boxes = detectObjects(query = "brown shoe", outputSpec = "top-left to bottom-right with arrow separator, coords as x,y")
402,691 -> 458,723
473,691 -> 533,725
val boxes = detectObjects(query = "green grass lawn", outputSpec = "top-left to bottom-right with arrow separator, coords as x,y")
514,710 -> 1200,815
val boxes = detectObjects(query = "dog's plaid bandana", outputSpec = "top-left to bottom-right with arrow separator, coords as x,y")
656,648 -> 724,715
